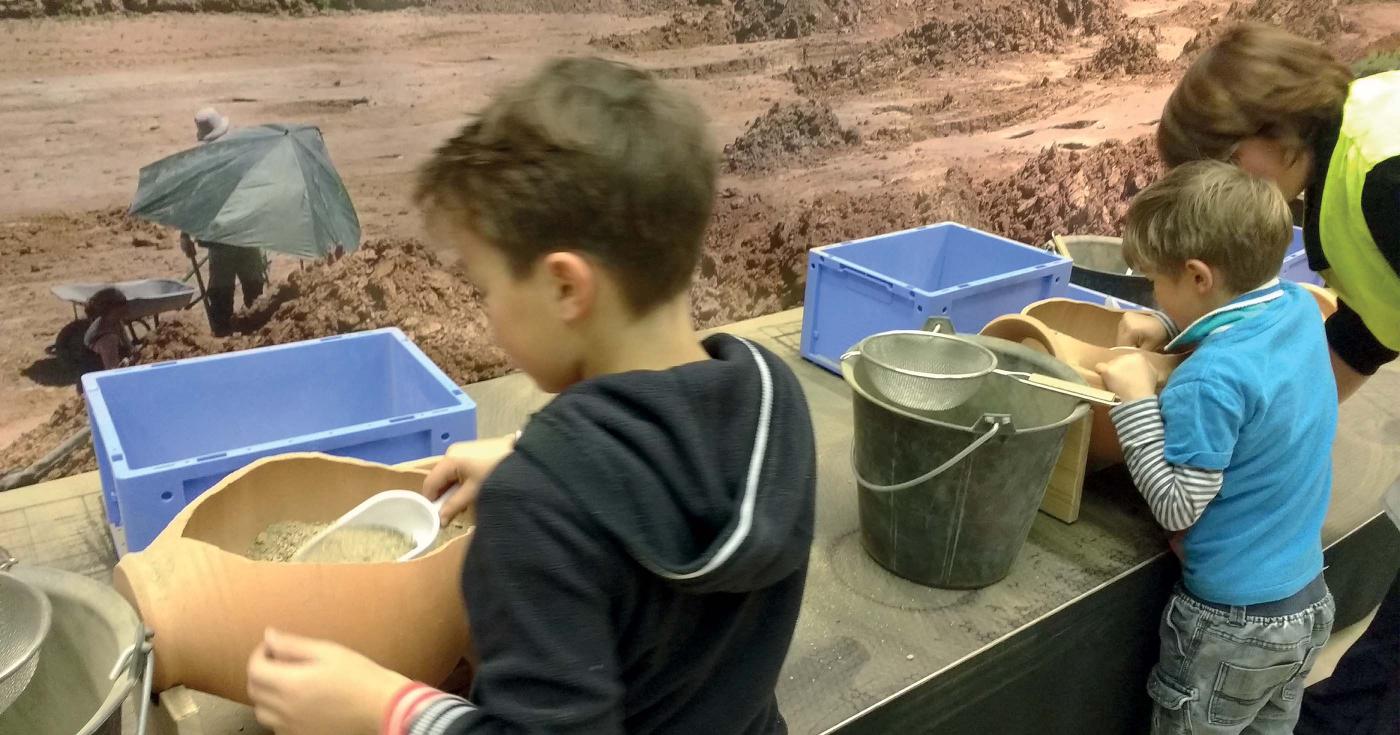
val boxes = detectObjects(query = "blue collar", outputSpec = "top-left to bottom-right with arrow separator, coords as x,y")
1166,280 -> 1285,353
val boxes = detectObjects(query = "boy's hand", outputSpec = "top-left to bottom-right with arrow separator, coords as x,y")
424,433 -> 517,525
179,233 -> 197,259
246,629 -> 407,735
1116,311 -> 1170,350
1095,354 -> 1160,401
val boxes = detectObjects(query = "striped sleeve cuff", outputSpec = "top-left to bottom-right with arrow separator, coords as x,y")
1109,397 -> 1223,532
408,693 -> 476,735
1148,310 -> 1180,339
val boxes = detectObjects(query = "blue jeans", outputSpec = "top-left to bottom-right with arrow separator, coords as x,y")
1148,581 -> 1335,734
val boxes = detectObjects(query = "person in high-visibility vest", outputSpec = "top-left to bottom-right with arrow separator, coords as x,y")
1120,23 -> 1400,735
1121,22 -> 1400,404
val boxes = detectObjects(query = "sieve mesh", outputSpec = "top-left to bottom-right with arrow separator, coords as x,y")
0,562 -> 50,713
851,331 -> 997,412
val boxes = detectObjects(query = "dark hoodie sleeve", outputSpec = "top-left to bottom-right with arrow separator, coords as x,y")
415,458 -> 626,735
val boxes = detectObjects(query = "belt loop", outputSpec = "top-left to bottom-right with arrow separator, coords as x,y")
1228,606 -> 1246,626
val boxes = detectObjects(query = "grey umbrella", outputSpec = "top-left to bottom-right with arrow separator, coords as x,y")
128,124 -> 360,259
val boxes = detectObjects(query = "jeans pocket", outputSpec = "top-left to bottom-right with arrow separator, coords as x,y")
1282,644 -> 1321,703
1148,670 -> 1196,734
1207,660 -> 1300,726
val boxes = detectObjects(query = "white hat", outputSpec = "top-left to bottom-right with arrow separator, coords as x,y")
194,107 -> 229,143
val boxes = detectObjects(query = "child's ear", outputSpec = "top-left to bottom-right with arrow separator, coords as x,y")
1183,259 -> 1215,294
542,251 -> 595,322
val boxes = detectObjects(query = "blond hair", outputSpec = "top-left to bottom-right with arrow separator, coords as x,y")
1159,23 -> 1352,167
415,57 -> 717,313
1123,161 -> 1293,293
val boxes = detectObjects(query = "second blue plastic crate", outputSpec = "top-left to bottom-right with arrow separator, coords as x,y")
1281,227 -> 1323,286
83,328 -> 476,552
800,222 -> 1071,373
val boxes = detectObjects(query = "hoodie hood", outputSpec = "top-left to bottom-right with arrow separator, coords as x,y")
515,334 -> 816,594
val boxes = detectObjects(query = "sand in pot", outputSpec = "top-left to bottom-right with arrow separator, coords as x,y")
248,517 -> 472,563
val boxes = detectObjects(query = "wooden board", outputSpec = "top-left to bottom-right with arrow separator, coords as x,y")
1040,412 -> 1092,523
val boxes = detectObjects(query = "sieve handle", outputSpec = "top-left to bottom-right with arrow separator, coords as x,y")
995,370 -> 1120,406
851,419 -> 1004,492
0,544 -> 14,572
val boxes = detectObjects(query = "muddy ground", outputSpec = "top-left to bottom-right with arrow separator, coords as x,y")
3,0 -> 1398,485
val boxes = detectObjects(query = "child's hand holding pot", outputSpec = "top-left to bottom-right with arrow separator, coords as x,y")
1095,353 -> 1161,402
246,628 -> 407,735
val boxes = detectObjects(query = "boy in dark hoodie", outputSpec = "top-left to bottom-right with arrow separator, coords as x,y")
244,57 -> 817,735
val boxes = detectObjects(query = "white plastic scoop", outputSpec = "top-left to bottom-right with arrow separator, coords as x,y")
291,484 -> 459,563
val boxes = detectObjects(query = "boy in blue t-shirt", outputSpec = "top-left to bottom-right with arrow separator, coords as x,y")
1096,160 -> 1338,734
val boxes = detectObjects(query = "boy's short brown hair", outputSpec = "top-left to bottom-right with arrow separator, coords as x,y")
415,57 -> 717,313
1123,160 -> 1292,293
1158,23 -> 1352,168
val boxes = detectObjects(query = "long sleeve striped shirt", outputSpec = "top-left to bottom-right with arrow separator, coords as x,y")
1109,397 -> 1224,531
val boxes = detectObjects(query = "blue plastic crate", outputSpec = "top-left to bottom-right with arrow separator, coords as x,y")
800,222 -> 1071,373
1281,227 -> 1323,286
82,328 -> 477,552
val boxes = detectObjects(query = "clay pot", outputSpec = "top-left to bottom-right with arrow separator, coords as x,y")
981,299 -> 1184,467
113,453 -> 472,705
1299,282 -> 1338,319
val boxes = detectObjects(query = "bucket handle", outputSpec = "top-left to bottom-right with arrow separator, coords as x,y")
851,415 -> 1009,492
110,625 -> 155,735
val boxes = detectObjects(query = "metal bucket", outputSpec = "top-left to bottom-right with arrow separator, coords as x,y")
0,555 -> 50,714
843,334 -> 1090,588
0,562 -> 152,735
1049,235 -> 1156,308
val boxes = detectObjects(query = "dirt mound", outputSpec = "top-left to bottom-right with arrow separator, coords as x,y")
1181,0 -> 1354,61
0,396 -> 96,487
1077,26 -> 1168,77
692,178 -> 981,325
787,0 -> 1127,95
596,0 -> 862,51
229,238 -> 511,386
2,0 -> 681,18
724,100 -> 860,173
595,10 -> 737,52
732,0 -> 862,42
974,135 -> 1162,246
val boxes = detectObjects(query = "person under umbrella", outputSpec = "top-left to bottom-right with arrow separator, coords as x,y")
179,107 -> 265,337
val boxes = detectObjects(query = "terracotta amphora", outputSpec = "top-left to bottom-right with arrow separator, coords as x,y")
981,299 -> 1184,467
113,453 -> 472,705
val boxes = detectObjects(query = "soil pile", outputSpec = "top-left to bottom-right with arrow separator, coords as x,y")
724,100 -> 860,173
973,135 -> 1162,246
597,0 -> 864,51
1078,27 -> 1168,77
1,0 -> 689,18
595,10 -> 737,52
1181,0 -> 1353,61
787,0 -> 1127,95
692,179 -> 981,324
732,0 -> 863,42
228,238 -> 510,386
0,397 -> 96,486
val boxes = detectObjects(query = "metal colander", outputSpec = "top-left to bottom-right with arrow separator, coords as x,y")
0,549 -> 51,714
841,330 -> 997,412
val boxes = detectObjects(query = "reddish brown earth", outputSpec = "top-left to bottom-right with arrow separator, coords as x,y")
724,100 -> 861,173
3,0 -> 1398,486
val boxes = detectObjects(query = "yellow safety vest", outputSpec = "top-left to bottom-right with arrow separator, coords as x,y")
1317,71 -> 1400,351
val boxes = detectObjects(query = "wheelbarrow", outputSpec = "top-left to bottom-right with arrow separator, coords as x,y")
50,279 -> 198,343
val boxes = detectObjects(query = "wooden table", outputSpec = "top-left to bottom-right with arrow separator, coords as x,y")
3,308 -> 1397,735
